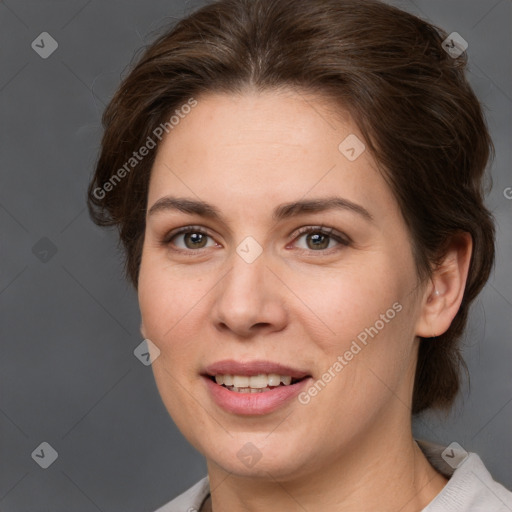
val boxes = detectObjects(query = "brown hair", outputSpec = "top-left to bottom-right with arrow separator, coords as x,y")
87,0 -> 495,414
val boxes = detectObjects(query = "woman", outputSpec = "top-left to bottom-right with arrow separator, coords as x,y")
87,0 -> 512,510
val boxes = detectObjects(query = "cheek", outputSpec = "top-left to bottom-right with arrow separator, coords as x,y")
137,254 -> 207,431
137,252 -> 201,355
293,259 -> 409,345
295,257 -> 417,403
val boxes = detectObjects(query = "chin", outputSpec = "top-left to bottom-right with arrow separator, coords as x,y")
200,433 -> 311,480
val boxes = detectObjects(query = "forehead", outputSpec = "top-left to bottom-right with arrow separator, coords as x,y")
148,90 -> 398,223
156,89 -> 353,161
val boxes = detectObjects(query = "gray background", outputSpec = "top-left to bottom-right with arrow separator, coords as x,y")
0,0 -> 510,510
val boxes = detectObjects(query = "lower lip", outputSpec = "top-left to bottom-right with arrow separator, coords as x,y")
202,376 -> 312,415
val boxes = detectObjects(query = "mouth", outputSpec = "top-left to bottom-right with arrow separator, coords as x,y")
201,360 -> 312,414
205,373 -> 308,393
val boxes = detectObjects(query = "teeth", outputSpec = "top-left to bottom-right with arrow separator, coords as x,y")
233,375 -> 249,388
249,374 -> 268,388
213,373 -> 297,390
224,386 -> 273,393
268,374 -> 281,386
280,375 -> 292,385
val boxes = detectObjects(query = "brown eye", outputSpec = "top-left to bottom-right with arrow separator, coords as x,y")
293,226 -> 350,252
304,232 -> 330,250
182,232 -> 208,249
165,227 -> 217,251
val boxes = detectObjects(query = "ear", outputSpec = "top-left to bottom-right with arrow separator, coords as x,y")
415,232 -> 473,338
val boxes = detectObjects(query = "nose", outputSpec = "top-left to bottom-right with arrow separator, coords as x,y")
210,250 -> 288,338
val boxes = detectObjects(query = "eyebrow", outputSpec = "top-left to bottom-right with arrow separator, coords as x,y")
147,196 -> 373,223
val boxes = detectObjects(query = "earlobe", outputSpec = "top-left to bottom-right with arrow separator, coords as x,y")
415,232 -> 473,338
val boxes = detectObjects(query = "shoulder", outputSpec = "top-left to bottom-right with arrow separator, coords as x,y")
152,476 -> 210,512
417,439 -> 512,512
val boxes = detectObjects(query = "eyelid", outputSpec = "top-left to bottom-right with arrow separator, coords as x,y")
162,225 -> 213,245
290,225 -> 351,245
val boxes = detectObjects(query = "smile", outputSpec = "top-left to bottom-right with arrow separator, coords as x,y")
211,373 -> 304,393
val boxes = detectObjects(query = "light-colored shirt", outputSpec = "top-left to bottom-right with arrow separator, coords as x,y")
153,439 -> 512,511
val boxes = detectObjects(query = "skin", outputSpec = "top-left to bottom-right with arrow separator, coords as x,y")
138,88 -> 472,511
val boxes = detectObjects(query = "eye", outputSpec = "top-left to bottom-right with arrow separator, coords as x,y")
163,226 -> 219,252
291,226 -> 350,252
162,225 -> 350,254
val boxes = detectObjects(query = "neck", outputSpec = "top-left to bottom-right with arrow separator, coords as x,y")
205,415 -> 447,512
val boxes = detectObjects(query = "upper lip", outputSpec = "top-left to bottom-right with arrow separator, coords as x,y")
203,359 -> 311,379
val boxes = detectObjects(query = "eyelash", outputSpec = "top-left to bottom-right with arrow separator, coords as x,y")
161,225 -> 351,255
292,225 -> 351,253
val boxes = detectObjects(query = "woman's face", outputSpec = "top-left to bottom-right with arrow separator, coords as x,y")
138,89 -> 427,479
